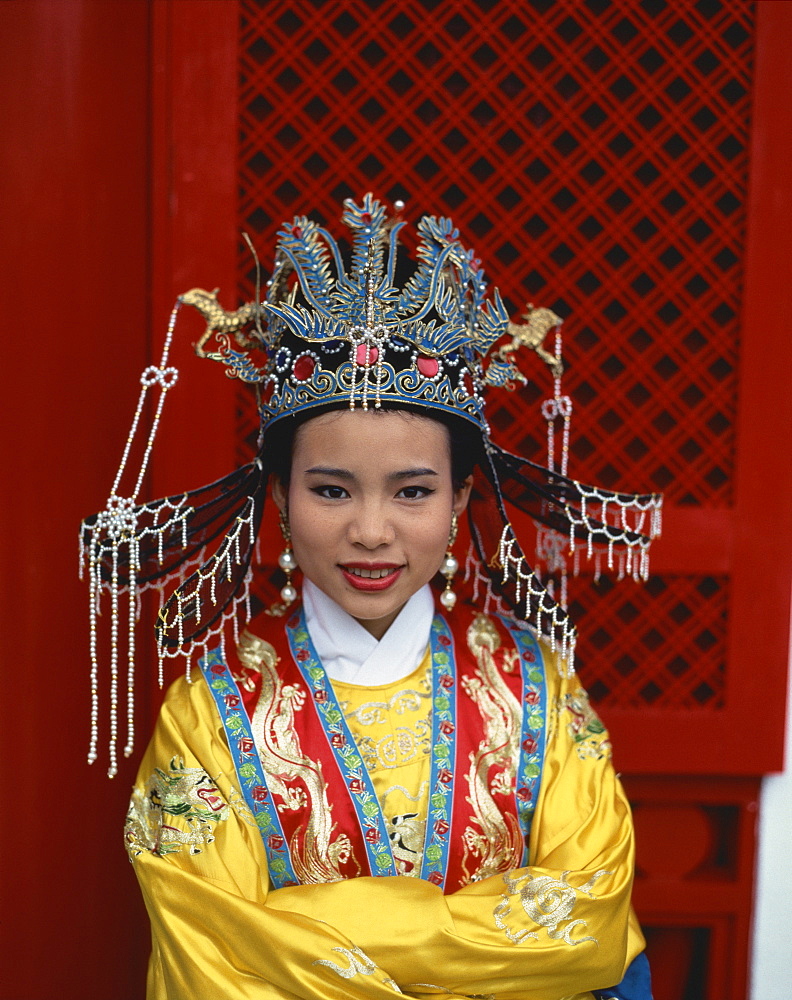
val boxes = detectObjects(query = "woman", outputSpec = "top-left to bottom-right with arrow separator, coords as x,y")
87,195 -> 658,999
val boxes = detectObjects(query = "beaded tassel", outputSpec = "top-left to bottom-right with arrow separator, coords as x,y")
439,512 -> 460,611
81,304 -> 183,776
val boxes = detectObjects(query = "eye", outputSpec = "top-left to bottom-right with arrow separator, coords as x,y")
312,485 -> 349,500
396,485 -> 435,500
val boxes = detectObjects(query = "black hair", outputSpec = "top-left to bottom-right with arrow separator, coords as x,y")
263,404 -> 484,490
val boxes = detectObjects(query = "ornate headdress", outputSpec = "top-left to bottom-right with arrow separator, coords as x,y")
81,194 -> 661,776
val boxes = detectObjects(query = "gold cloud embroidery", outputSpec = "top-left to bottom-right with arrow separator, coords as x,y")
313,945 -> 403,993
313,945 -> 378,979
493,869 -> 611,946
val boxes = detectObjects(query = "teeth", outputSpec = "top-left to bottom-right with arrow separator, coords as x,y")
346,566 -> 394,579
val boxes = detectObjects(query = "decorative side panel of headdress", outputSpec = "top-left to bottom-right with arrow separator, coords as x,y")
79,301 -> 268,777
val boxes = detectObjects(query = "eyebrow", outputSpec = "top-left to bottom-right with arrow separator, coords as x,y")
303,466 -> 439,481
303,466 -> 354,480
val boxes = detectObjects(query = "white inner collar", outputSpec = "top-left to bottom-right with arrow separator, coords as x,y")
302,579 -> 434,686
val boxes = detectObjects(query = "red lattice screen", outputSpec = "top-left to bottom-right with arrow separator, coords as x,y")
571,572 -> 729,709
235,0 -> 752,719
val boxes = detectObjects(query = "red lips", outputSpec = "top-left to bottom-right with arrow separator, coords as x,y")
340,563 -> 403,592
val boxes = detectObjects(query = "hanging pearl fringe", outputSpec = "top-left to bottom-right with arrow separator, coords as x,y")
464,545 -> 509,619
528,320 -> 662,669
79,301 -> 259,778
157,502 -> 259,674
497,525 -> 577,676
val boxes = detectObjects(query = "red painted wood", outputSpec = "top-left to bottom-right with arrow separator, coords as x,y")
728,0 -> 792,771
0,2 -> 152,997
0,4 -> 240,997
604,0 -> 792,776
625,774 -> 760,1000
149,0 -> 238,501
499,2 -> 792,778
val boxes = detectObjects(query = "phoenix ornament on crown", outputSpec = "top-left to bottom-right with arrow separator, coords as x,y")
181,193 -> 562,431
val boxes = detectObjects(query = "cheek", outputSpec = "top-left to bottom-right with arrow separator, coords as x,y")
289,506 -> 333,552
411,512 -> 453,561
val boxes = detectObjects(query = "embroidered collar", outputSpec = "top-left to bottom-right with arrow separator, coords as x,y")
302,579 -> 434,686
286,604 -> 458,887
199,608 -> 547,891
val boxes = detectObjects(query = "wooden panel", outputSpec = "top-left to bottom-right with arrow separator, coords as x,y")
625,774 -> 760,1000
0,2 -> 152,997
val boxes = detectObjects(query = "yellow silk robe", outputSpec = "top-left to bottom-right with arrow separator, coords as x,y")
126,620 -> 645,999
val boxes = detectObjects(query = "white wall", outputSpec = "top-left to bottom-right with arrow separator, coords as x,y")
750,593 -> 792,998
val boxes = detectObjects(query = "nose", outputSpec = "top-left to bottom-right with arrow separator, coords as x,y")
346,501 -> 396,549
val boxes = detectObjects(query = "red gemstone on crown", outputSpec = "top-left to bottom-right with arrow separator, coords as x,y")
293,355 -> 315,380
416,355 -> 439,378
292,225 -> 303,238
462,372 -> 474,396
361,212 -> 372,224
355,344 -> 379,366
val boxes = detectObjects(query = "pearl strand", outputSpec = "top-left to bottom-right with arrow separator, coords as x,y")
124,537 -> 137,760
86,302 -> 184,775
87,543 -> 100,766
108,541 -> 119,778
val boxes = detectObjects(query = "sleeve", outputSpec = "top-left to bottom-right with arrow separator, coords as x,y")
129,656 -> 649,1000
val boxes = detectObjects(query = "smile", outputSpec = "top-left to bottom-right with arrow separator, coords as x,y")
344,566 -> 394,579
340,564 -> 403,591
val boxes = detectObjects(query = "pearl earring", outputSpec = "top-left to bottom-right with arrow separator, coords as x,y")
278,511 -> 298,606
439,511 -> 459,611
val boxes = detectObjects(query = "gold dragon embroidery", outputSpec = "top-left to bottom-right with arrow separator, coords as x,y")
243,629 -> 358,883
459,615 -> 524,884
125,757 -> 229,858
559,688 -> 613,761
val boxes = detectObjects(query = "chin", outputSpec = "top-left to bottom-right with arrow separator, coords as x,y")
336,584 -> 413,633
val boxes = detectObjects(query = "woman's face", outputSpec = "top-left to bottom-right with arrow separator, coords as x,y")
272,410 -> 472,639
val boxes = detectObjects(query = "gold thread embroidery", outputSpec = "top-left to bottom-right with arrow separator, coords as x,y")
227,784 -> 257,826
344,684 -> 431,726
339,671 -> 433,771
312,944 -> 405,991
336,665 -> 433,877
559,688 -> 613,761
353,720 -> 433,771
459,615 -> 524,884
243,629 -> 359,883
493,869 -> 611,946
381,780 -> 429,803
125,757 -> 229,858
